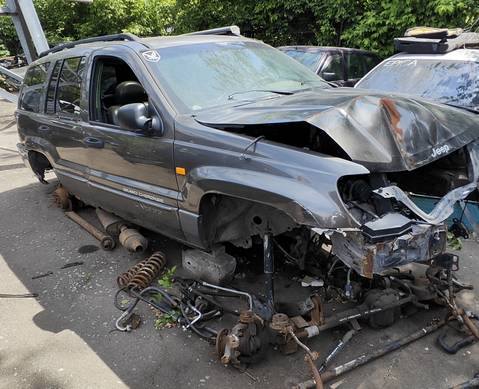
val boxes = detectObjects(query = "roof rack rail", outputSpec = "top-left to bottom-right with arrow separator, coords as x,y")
183,25 -> 241,37
38,33 -> 144,58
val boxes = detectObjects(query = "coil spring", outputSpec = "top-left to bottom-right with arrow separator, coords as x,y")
117,251 -> 167,290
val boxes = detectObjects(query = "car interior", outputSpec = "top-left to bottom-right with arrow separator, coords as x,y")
92,58 -> 148,126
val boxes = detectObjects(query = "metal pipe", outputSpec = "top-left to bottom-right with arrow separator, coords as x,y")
200,281 -> 253,311
263,232 -> 274,319
65,211 -> 115,250
293,320 -> 445,389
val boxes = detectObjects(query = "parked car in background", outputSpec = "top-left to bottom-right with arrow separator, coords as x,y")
278,46 -> 380,86
356,49 -> 479,113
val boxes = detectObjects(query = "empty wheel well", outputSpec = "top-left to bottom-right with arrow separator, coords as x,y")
199,193 -> 298,248
28,151 -> 52,178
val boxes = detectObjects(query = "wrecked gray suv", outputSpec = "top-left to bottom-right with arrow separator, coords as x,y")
17,29 -> 479,279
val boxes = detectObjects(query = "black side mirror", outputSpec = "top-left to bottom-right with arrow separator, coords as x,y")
117,103 -> 163,135
320,72 -> 338,82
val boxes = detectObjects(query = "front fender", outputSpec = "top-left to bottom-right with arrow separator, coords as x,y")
183,165 -> 361,229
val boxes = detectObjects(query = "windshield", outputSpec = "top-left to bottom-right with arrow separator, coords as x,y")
145,41 -> 329,112
280,49 -> 324,71
357,58 -> 479,110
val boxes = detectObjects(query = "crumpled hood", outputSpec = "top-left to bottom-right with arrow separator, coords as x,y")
195,88 -> 479,172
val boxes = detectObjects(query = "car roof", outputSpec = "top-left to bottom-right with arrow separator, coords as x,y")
31,34 -> 260,66
278,45 -> 377,55
386,48 -> 479,62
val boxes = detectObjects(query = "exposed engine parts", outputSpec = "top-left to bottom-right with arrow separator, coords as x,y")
65,211 -> 116,250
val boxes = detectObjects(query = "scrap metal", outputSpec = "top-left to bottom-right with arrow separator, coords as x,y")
65,211 -> 115,251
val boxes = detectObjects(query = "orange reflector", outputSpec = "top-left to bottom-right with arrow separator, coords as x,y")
175,167 -> 186,176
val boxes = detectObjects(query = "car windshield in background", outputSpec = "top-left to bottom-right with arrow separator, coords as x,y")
281,49 -> 324,71
357,58 -> 479,111
146,41 -> 329,112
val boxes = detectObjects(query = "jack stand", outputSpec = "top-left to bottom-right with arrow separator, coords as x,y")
263,232 -> 275,320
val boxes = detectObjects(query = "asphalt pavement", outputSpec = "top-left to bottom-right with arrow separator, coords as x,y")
0,99 -> 478,389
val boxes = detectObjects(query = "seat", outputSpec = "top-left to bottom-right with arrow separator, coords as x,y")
107,81 -> 147,125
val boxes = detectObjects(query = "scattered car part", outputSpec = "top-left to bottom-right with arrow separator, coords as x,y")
293,319 -> 445,389
52,185 -> 71,210
60,261 -> 84,269
437,331 -> 477,354
31,271 -> 53,279
182,246 -> 236,284
117,251 -> 167,290
95,208 -> 128,235
0,293 -> 38,298
119,225 -> 147,253
65,211 -> 115,250
450,372 -> 479,389
449,218 -> 470,239
216,310 -> 266,366
318,329 -> 356,373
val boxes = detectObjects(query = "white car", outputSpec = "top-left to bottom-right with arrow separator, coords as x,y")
356,48 -> 479,113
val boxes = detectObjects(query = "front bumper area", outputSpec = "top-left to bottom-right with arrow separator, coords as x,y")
329,223 -> 447,278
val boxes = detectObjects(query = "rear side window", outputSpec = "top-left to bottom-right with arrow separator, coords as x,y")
45,56 -> 86,117
45,60 -> 62,114
347,54 -> 365,79
19,63 -> 50,113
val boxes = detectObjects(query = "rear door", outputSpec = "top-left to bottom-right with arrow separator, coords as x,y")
42,56 -> 94,201
80,48 -> 182,240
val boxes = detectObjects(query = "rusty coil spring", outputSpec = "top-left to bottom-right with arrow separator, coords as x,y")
117,251 -> 167,290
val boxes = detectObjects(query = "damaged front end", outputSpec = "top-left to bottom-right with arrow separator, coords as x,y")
328,140 -> 479,278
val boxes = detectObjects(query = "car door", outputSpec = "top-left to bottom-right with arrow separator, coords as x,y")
41,56 -> 95,202
80,49 -> 183,240
318,51 -> 346,86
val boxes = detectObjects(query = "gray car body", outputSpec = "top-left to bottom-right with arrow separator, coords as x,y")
16,34 -> 479,275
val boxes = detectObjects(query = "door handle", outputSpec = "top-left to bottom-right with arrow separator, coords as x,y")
83,137 -> 104,149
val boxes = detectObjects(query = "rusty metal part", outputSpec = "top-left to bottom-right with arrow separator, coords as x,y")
117,259 -> 148,288
305,354 -> 323,389
119,225 -> 148,253
117,252 -> 167,290
95,208 -> 128,236
217,310 -> 264,366
65,211 -> 115,250
270,313 -> 290,332
293,320 -> 445,389
309,294 -> 323,326
52,185 -> 72,210
269,313 -> 298,354
458,308 -> 479,341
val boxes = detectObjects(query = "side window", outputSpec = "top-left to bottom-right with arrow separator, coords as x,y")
347,54 -> 366,79
320,53 -> 343,81
363,55 -> 380,72
19,63 -> 50,113
56,57 -> 86,117
91,57 -> 147,126
45,60 -> 62,114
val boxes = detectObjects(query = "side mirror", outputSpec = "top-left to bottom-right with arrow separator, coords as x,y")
117,103 -> 163,135
320,72 -> 338,82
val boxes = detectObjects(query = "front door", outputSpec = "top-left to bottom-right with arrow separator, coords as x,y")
81,51 -> 182,240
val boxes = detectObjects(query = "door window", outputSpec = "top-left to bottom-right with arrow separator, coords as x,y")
56,57 -> 86,117
320,53 -> 343,81
347,54 -> 366,79
19,63 -> 50,113
91,57 -> 147,126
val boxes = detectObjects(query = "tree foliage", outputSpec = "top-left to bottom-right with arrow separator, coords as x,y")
0,0 -> 477,58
